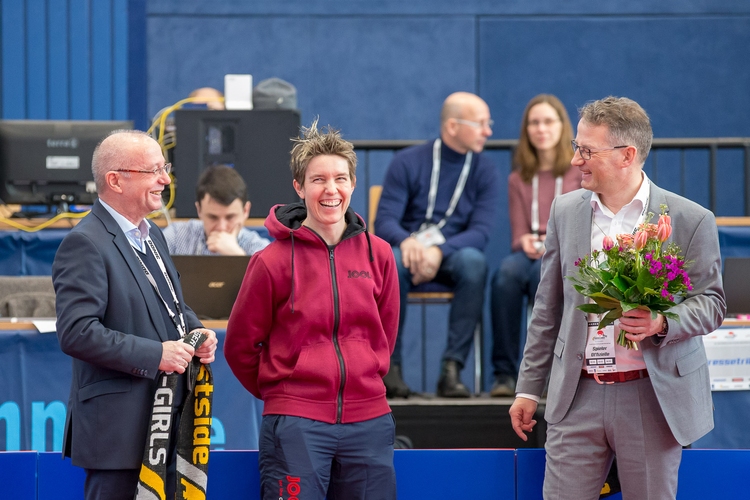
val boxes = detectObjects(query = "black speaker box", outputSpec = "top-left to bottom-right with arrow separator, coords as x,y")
172,109 -> 301,218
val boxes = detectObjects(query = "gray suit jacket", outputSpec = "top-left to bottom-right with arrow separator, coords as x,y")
53,201 -> 202,469
517,182 -> 726,446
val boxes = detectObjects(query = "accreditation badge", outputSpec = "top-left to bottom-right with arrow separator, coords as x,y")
413,223 -> 446,247
585,317 -> 617,373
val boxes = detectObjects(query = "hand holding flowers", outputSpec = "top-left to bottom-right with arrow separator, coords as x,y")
567,205 -> 692,349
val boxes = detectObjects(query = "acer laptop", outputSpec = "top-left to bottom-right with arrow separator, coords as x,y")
172,255 -> 250,320
723,257 -> 750,317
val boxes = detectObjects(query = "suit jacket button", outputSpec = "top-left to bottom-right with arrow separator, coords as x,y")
577,353 -> 583,360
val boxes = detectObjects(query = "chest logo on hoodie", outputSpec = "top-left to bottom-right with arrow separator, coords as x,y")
347,270 -> 372,280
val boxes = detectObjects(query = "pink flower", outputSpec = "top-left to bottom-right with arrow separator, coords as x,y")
602,235 -> 615,251
659,214 -> 671,227
657,223 -> 672,242
634,230 -> 649,250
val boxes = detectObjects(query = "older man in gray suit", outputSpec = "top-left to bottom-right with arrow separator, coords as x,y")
509,96 -> 725,499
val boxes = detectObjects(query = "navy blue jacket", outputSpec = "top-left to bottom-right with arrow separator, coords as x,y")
375,139 -> 500,258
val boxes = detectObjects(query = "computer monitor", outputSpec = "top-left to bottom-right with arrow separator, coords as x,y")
0,120 -> 133,209
172,109 -> 300,218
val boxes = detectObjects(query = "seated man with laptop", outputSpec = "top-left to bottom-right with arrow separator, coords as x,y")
164,165 -> 270,319
163,164 -> 270,256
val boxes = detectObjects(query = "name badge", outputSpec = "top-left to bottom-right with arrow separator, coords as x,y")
413,223 -> 446,247
585,319 -> 617,373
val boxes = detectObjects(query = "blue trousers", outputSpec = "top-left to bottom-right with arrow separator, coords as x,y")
258,414 -> 397,500
391,246 -> 487,367
490,251 -> 542,377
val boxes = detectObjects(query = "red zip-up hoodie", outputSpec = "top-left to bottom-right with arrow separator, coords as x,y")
224,202 -> 399,424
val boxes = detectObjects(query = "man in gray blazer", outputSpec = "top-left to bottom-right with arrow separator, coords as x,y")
53,130 -> 217,500
509,97 -> 725,499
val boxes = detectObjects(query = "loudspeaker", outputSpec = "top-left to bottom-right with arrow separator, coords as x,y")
172,109 -> 301,218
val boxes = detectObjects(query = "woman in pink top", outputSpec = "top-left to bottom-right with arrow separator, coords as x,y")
489,94 -> 581,397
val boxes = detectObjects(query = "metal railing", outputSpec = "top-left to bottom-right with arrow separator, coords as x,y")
352,138 -> 750,216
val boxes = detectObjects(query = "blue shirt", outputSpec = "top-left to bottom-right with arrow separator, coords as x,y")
162,219 -> 270,256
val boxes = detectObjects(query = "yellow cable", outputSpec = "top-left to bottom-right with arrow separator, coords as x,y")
0,211 -> 89,232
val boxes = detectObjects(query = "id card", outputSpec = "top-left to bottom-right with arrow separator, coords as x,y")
413,223 -> 446,248
585,318 -> 617,373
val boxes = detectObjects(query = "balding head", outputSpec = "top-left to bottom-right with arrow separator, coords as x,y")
92,130 -> 156,192
439,92 -> 492,154
188,87 -> 225,110
93,130 -> 170,224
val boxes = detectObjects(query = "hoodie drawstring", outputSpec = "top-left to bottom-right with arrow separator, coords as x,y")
364,229 -> 374,263
290,231 -> 296,314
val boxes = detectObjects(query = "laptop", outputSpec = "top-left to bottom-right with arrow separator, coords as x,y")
172,255 -> 251,320
723,257 -> 750,317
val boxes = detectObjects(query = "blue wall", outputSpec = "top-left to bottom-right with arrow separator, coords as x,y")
146,1 -> 750,140
0,0 -> 146,126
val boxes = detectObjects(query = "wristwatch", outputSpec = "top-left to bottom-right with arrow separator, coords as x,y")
658,316 -> 669,337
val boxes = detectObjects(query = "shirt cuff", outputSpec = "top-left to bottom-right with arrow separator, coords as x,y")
515,392 -> 541,404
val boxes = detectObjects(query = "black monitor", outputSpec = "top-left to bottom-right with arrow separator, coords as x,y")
172,109 -> 300,218
0,120 -> 133,210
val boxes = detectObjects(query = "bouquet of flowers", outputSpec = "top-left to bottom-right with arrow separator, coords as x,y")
567,205 -> 693,349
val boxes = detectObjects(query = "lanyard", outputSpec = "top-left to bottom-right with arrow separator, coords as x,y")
425,138 -> 472,230
531,174 -> 563,235
133,237 -> 187,338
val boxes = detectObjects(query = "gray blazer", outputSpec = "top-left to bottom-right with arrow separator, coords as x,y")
517,182 -> 726,446
53,201 -> 202,469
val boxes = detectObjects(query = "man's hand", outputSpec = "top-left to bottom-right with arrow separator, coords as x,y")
400,237 -> 443,285
160,340 -> 195,374
400,236 -> 426,274
191,328 -> 218,364
413,246 -> 443,284
520,233 -> 545,260
509,397 -> 538,441
206,231 -> 245,256
619,309 -> 664,344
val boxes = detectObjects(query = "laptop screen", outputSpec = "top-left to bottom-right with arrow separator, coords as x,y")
172,255 -> 250,320
723,257 -> 750,317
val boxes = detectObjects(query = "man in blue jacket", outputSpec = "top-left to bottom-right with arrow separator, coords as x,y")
53,130 -> 217,500
375,92 -> 500,397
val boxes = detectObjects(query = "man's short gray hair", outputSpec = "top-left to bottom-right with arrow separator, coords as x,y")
579,96 -> 653,165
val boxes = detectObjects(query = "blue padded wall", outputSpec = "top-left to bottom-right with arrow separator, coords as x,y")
0,0 -> 146,127
479,15 -> 750,139
146,1 -> 750,140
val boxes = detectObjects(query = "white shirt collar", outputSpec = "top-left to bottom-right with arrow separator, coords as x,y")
590,171 -> 650,217
99,199 -> 150,253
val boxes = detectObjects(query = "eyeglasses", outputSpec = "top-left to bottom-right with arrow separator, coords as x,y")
114,163 -> 172,176
455,118 -> 494,130
571,141 -> 628,160
528,118 -> 560,128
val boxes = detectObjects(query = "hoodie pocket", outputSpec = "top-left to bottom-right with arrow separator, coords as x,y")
285,342 -> 339,400
339,339 -> 383,400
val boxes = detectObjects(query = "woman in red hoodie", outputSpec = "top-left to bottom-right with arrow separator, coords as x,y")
225,120 -> 400,500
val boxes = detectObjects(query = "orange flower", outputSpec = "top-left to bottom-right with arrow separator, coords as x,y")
617,233 -> 634,250
642,222 -> 658,238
